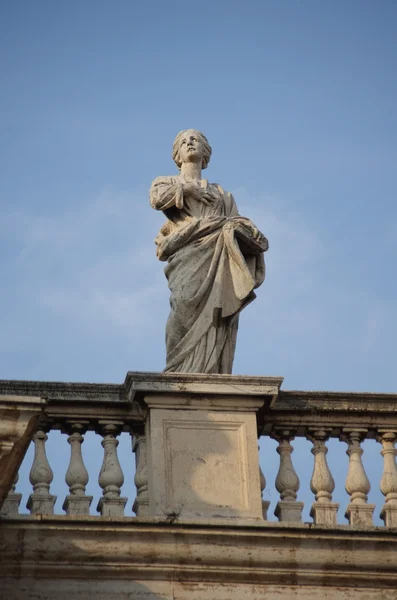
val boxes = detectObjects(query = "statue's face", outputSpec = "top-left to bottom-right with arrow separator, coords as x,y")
178,130 -> 204,165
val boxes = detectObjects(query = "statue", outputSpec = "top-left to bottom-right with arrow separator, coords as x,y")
150,129 -> 268,374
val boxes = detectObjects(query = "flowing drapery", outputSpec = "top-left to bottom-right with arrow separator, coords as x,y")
150,175 -> 265,373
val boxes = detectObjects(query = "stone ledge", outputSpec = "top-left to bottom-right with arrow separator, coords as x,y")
1,517 -> 396,588
2,579 -> 397,600
277,390 -> 397,411
125,371 -> 284,405
2,514 -> 396,532
0,380 -> 123,402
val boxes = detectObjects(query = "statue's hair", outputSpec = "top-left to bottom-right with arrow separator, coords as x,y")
172,130 -> 212,170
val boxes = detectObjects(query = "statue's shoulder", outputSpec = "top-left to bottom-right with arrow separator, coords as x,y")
151,175 -> 180,187
209,182 -> 232,196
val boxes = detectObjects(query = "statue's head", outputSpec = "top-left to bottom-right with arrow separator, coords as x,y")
172,129 -> 212,170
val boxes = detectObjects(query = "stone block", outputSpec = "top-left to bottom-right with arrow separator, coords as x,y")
26,493 -> 56,516
310,502 -> 339,526
275,500 -> 304,522
62,495 -> 93,517
145,395 -> 264,520
0,492 -> 22,517
380,504 -> 397,528
345,503 -> 375,527
133,495 -> 149,517
97,496 -> 127,517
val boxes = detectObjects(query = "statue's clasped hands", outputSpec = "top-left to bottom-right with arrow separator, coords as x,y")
183,181 -> 218,206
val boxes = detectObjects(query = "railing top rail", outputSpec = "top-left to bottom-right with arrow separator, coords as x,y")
0,379 -> 123,403
1,374 -> 396,435
0,379 -> 144,429
276,390 -> 397,411
2,375 -> 395,404
261,390 -> 397,438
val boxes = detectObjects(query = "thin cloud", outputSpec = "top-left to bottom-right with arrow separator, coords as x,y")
1,185 -> 396,390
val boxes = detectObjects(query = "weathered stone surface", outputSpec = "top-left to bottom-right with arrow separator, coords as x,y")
1,517 -> 397,598
132,433 -> 149,517
62,427 -> 93,516
3,579 -> 397,600
274,500 -> 304,522
0,480 -> 21,518
1,374 -> 397,598
310,502 -> 340,526
379,431 -> 397,526
345,503 -> 376,527
150,129 -> 268,374
0,395 -> 45,510
27,430 -> 57,516
145,395 -> 264,519
125,371 -> 283,405
97,423 -> 127,517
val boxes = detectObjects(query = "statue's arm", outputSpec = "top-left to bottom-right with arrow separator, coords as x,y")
150,177 -> 184,211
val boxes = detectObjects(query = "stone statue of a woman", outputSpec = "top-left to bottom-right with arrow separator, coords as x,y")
150,129 -> 268,374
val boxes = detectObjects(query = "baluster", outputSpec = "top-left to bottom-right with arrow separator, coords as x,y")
273,429 -> 303,522
27,429 -> 57,515
97,423 -> 127,517
0,472 -> 22,517
308,429 -> 339,526
132,432 -> 149,516
62,423 -> 93,516
342,429 -> 375,527
259,447 -> 270,520
378,431 -> 397,527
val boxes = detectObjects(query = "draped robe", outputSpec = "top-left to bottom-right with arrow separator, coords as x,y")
150,175 -> 266,373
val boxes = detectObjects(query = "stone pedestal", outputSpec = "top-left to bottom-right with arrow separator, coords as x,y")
147,398 -> 262,520
345,503 -> 375,527
97,496 -> 127,517
63,495 -> 93,517
127,373 -> 283,521
132,494 -> 149,517
275,500 -> 304,522
27,493 -> 57,516
380,504 -> 397,528
310,502 -> 339,526
0,491 -> 22,517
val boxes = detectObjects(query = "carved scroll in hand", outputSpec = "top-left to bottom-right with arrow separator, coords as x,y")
234,222 -> 269,255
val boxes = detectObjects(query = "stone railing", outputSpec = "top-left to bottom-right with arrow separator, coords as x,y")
260,389 -> 397,528
0,377 -> 145,518
1,374 -> 396,529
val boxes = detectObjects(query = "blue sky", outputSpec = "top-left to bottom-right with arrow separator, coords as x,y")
1,1 -> 397,521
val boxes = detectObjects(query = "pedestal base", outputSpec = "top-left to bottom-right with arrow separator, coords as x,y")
345,503 -> 375,527
0,492 -> 22,517
97,496 -> 127,517
310,502 -> 339,526
380,503 -> 397,528
145,396 -> 268,520
63,495 -> 93,516
133,494 -> 149,517
27,493 -> 57,515
275,500 -> 304,522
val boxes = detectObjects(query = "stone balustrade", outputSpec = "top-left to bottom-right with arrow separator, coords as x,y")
0,374 -> 396,528
260,389 -> 397,528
